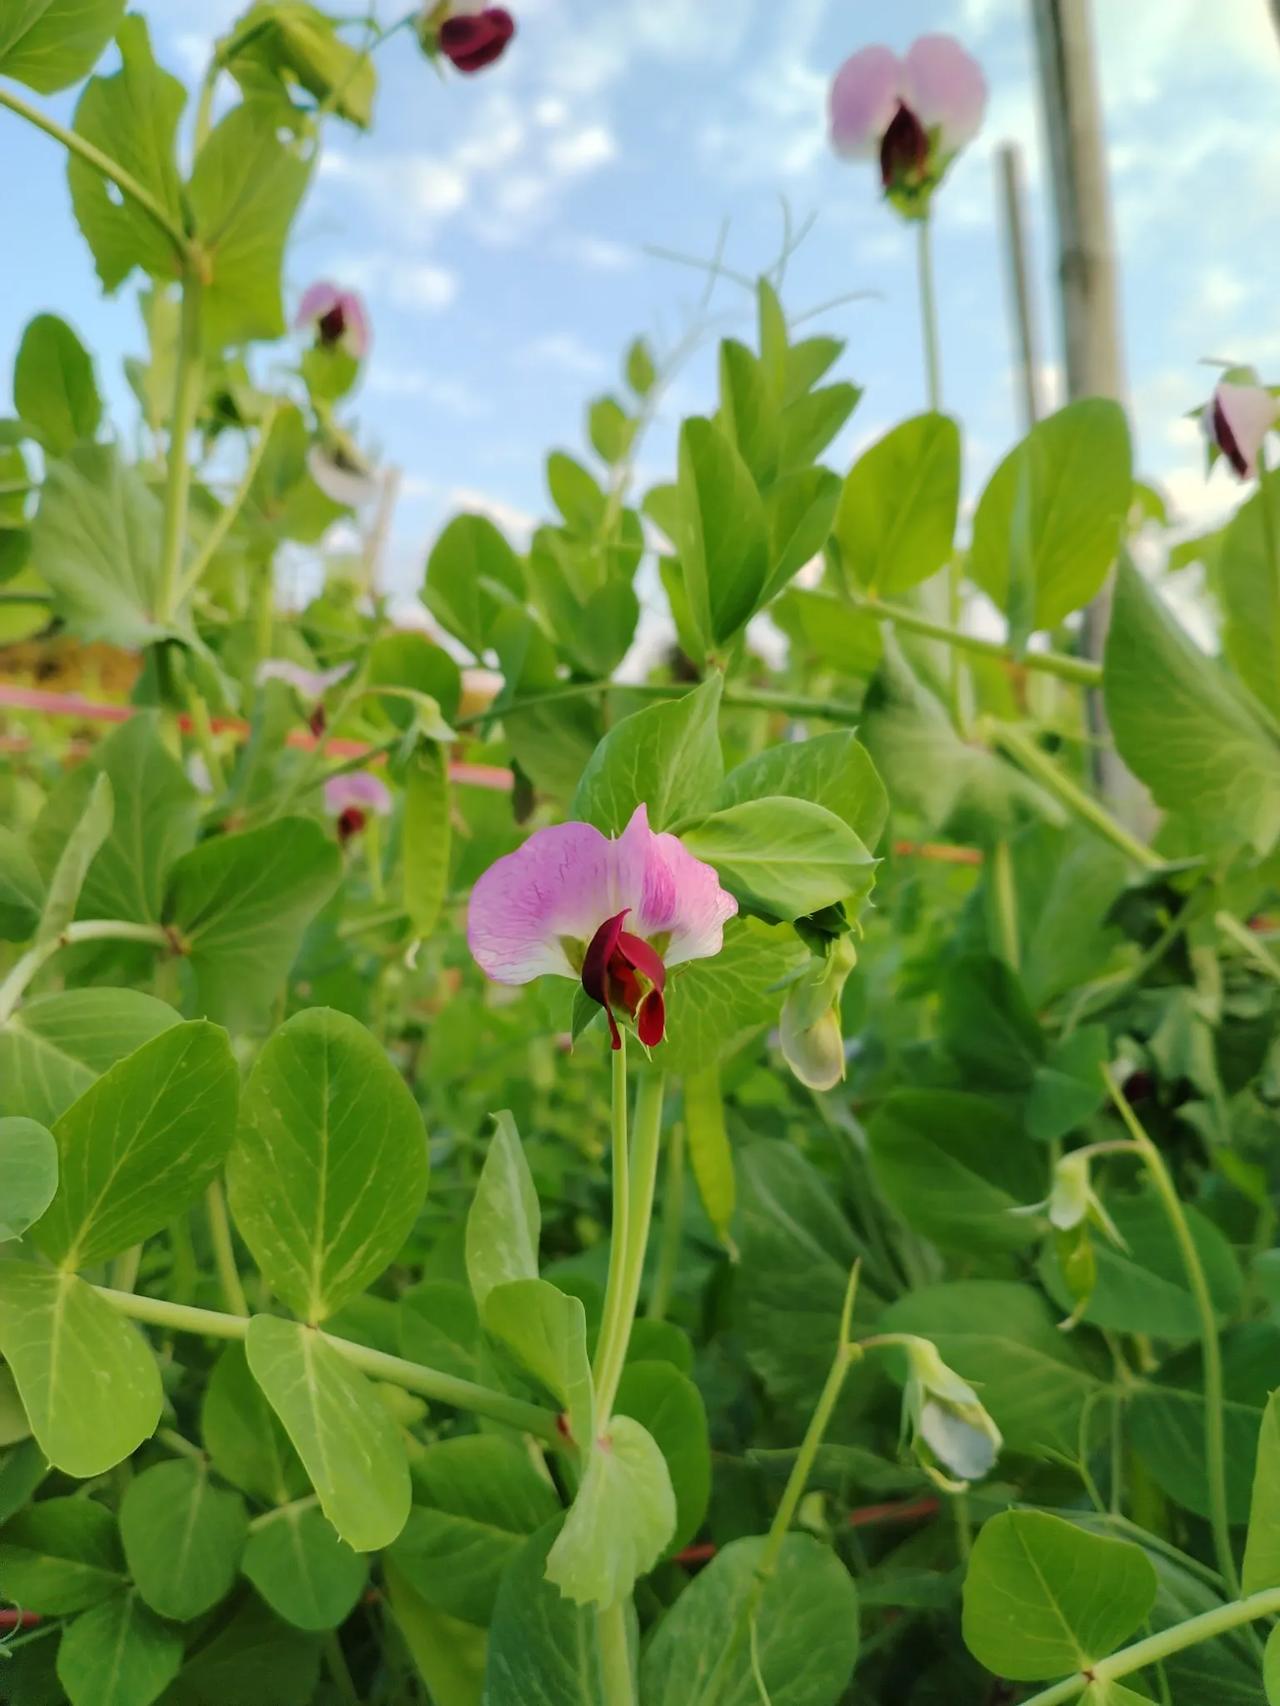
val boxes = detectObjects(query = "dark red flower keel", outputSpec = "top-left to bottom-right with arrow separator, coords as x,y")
337,806 -> 366,844
581,910 -> 668,1049
439,8 -> 515,73
879,101 -> 929,190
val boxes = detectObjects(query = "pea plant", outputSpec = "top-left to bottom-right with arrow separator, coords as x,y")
2,6 -> 1280,1705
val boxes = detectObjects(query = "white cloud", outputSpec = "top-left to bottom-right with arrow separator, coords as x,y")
446,487 -> 538,544
366,368 -> 491,418
387,264 -> 458,313
523,332 -> 608,380
562,233 -> 637,271
547,123 -> 617,177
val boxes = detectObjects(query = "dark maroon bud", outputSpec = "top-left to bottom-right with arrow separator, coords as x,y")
1122,1070 -> 1155,1105
1211,396 -> 1249,479
308,705 -> 327,739
317,303 -> 347,347
879,101 -> 929,191
439,7 -> 515,73
337,806 -> 366,844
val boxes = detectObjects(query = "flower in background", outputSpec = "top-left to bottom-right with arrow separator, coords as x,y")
325,770 -> 393,844
830,35 -> 987,218
1202,376 -> 1278,480
296,283 -> 370,360
417,3 -> 515,73
899,1337 -> 1002,1489
257,659 -> 353,699
468,803 -> 737,1049
306,439 -> 380,509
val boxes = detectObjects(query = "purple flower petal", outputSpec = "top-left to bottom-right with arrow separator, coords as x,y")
325,771 -> 392,816
830,44 -> 903,160
901,34 -> 987,156
1206,380 -> 1277,480
256,658 -> 354,698
616,804 -> 738,969
296,281 -> 341,330
468,820 -> 624,983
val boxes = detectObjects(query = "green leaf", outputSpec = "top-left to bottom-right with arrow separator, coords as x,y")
834,413 -> 960,595
228,1007 -> 428,1321
625,337 -> 657,397
0,987 -> 180,1127
868,1091 -> 1044,1255
682,1066 -> 734,1246
681,797 -> 875,923
545,1415 -> 675,1607
30,446 -> 165,645
119,1459 -> 246,1621
31,1020 -> 238,1269
588,395 -> 635,465
1104,556 -> 1280,853
244,1314 -> 411,1552
56,1590 -> 182,1706
465,1110 -> 539,1310
1267,1624 -> 1280,1706
661,917 -> 805,1077
188,101 -> 313,348
422,513 -> 523,657
1219,473 -> 1280,717
67,16 -> 184,291
399,1279 -> 487,1386
676,417 -> 769,651
571,675 -> 723,834
0,827 -> 43,941
164,818 -> 341,1028
962,1509 -> 1157,1682
778,382 -> 861,473
386,1564 -> 485,1706
0,1497 -> 124,1614
226,2 -> 376,127
36,770 -> 112,945
158,1598 -> 322,1705
614,1360 -> 709,1558
0,1262 -> 162,1476
548,451 -> 607,533
716,731 -> 887,849
404,743 -> 451,938
389,1434 -> 559,1625
1243,1391 -> 1280,1593
1026,1025 -> 1110,1143
0,0 -> 125,92
242,1503 -> 367,1631
938,954 -> 1045,1091
201,1341 -> 306,1505
0,1117 -> 57,1242
718,339 -> 779,488
760,466 -> 842,606
969,400 -> 1132,640
482,1278 -> 593,1450
367,630 -> 462,725
484,1519 -> 607,1705
640,1532 -> 859,1706
13,315 -> 101,455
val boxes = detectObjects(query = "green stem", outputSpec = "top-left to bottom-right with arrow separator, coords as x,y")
204,1181 -> 248,1316
109,1246 -> 142,1293
0,920 -> 172,1023
916,216 -> 943,411
646,1117 -> 685,1323
155,1427 -> 205,1462
157,270 -> 204,625
175,666 -> 226,795
991,723 -> 1163,869
991,839 -> 1020,969
173,405 -> 279,608
324,1634 -> 360,1706
597,1600 -> 635,1706
248,1493 -> 320,1532
94,1287 -> 562,1443
595,1070 -> 666,1424
455,680 -> 865,733
846,592 -> 1101,685
1104,1068 -> 1239,1598
1215,909 -> 1280,984
592,1036 -> 631,1421
0,84 -> 191,262
0,590 -> 52,604
1020,1584 -> 1280,1705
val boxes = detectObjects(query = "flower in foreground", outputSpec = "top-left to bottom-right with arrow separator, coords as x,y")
467,804 -> 737,1048
325,771 -> 392,843
899,1336 -> 1002,1489
296,282 -> 371,359
1202,377 -> 1277,480
830,35 -> 987,217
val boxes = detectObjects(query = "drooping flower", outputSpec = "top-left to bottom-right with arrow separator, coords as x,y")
779,935 -> 858,1092
257,658 -> 354,699
306,440 -> 380,509
437,5 -> 515,73
898,1336 -> 1002,1489
467,803 -> 737,1049
296,283 -> 371,359
325,770 -> 392,844
1202,378 -> 1277,480
830,34 -> 987,216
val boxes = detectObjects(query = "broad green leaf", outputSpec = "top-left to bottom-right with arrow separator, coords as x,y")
0,827 -> 43,941
244,1314 -> 411,1552
165,818 -> 341,1028
188,101 -> 313,348
938,954 -> 1045,1091
658,918 -> 806,1076
1219,473 -> 1280,717
1026,1025 -> 1110,1143
30,445 -> 165,645
683,1066 -> 734,1246
56,1590 -> 182,1706
489,603 -> 602,794
1243,1391 -> 1280,1593
422,513 -> 523,657
119,1459 -> 246,1621
868,1091 -> 1044,1254
0,1497 -> 124,1614
545,1415 -> 675,1607
880,1281 -> 1102,1458
760,466 -> 842,605
1105,556 -> 1280,853
969,400 -> 1132,640
718,339 -> 779,488
676,417 -> 769,650
399,1279 -> 487,1386
962,1509 -> 1157,1681
201,1341 -> 306,1505
465,1110 -> 539,1310
572,675 -> 723,834
67,16 -> 184,291
386,1564 -> 485,1706
228,1007 -> 428,1321
36,770 -> 112,945
0,987 -> 180,1126
389,1434 -> 559,1625
614,1360 -> 709,1557
587,395 -> 635,465
0,1117 -> 57,1242
484,1519 -> 607,1705
548,451 -> 606,533
0,1364 -> 29,1446
716,731 -> 888,849
0,1440 -> 46,1525
404,743 -> 451,938
1267,1624 -> 1280,1706
482,1278 -> 593,1449
242,1503 -> 367,1631
13,315 -> 101,455
226,1 -> 376,127
0,1262 -> 161,1476
625,337 -> 657,396
31,1020 -> 238,1268
782,335 -> 844,401
834,413 -> 960,595
778,381 -> 861,473
367,630 -> 462,725
0,0 -> 125,92
772,587 -> 883,676
682,797 -> 876,922
155,1597 -> 322,1705
641,1532 -> 859,1706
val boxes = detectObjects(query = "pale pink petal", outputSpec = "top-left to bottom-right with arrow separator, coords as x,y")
468,821 -> 626,983
325,771 -> 392,816
297,281 -> 341,329
616,805 -> 738,969
307,445 -> 379,508
256,658 -> 354,697
902,34 -> 987,155
1209,381 -> 1277,479
337,290 -> 371,359
830,45 -> 903,160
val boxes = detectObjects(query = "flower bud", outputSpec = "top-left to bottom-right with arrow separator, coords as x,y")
778,937 -> 857,1092
1202,376 -> 1277,480
900,1336 -> 1002,1490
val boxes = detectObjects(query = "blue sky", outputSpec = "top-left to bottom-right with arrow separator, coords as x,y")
2,0 -> 1279,613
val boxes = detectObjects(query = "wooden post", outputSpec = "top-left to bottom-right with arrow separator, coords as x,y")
997,142 -> 1041,432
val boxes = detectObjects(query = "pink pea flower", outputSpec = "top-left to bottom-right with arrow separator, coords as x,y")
467,803 -> 737,1050
439,6 -> 515,73
325,770 -> 392,844
296,283 -> 371,360
830,35 -> 987,215
1202,379 -> 1278,481
256,659 -> 354,699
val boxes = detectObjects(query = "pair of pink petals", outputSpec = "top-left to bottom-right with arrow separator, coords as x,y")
296,283 -> 371,360
830,35 -> 987,165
